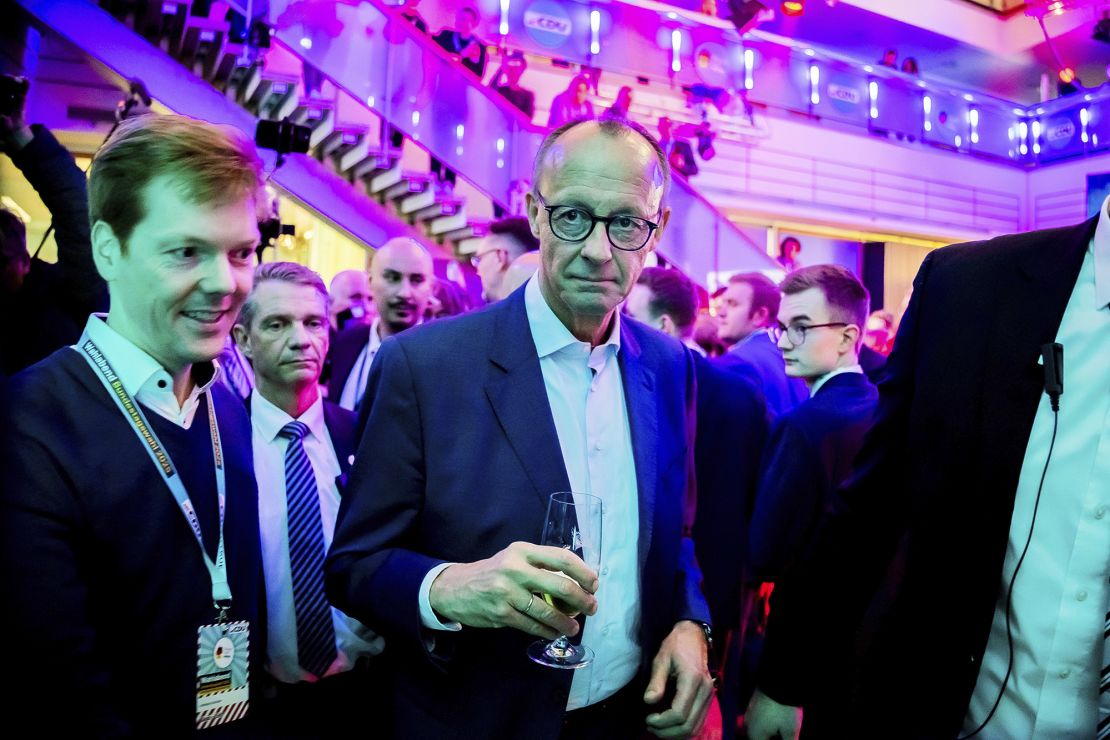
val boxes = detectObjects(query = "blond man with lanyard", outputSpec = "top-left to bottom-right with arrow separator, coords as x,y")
0,114 -> 265,736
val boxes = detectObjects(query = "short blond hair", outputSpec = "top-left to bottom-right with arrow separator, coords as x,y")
89,114 -> 263,252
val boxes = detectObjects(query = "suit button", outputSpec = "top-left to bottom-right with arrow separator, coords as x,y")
1077,590 -> 1088,602
1096,507 -> 1107,520
1059,667 -> 1071,679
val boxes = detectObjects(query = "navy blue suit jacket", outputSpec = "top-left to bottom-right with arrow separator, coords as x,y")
717,332 -> 807,419
325,286 -> 710,739
691,353 -> 769,632
325,323 -> 373,404
748,372 -> 878,583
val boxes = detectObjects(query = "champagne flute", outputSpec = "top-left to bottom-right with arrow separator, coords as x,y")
527,491 -> 603,669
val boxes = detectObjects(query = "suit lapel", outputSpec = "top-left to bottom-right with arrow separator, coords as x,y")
323,402 -> 355,486
977,217 -> 1094,510
618,323 -> 658,568
485,290 -> 571,509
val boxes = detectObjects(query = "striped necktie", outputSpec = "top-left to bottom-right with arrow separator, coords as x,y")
1100,604 -> 1110,738
278,421 -> 337,679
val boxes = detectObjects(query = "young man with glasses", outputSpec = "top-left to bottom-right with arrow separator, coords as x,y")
744,264 -> 879,732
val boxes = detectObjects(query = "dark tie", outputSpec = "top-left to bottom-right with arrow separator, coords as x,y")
278,421 -> 337,679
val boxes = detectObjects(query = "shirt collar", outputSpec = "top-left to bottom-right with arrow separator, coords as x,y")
250,387 -> 326,444
79,314 -> 221,400
810,363 -> 864,397
1093,194 -> 1110,310
368,317 -> 384,353
524,274 -> 622,359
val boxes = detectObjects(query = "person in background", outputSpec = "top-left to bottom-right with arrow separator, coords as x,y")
471,216 -> 540,303
234,262 -> 387,737
605,86 -> 634,119
658,116 -> 699,179
327,237 -> 433,413
0,74 -> 106,377
328,269 -> 374,333
716,272 -> 807,418
491,50 -> 536,120
901,57 -> 919,76
398,0 -> 427,34
878,49 -> 898,69
777,236 -> 801,273
547,75 -> 595,128
432,6 -> 487,79
427,276 -> 472,319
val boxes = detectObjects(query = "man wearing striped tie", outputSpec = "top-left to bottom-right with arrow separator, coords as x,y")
746,196 -> 1110,739
233,262 -> 386,737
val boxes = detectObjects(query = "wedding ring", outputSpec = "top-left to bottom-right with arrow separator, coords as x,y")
519,593 -> 535,615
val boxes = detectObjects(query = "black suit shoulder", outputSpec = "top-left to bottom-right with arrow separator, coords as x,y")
927,216 -> 1096,278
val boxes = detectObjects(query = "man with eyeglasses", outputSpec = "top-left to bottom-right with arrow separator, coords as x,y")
470,216 -> 539,302
327,118 -> 713,739
743,264 -> 878,733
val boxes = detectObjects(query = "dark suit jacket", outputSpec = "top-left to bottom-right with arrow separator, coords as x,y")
325,323 -> 373,404
757,216 -> 1098,737
748,372 -> 878,583
691,353 -> 769,633
717,331 -> 808,419
325,286 -> 710,739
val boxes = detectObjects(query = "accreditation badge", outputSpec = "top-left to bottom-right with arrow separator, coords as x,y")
196,621 -> 250,729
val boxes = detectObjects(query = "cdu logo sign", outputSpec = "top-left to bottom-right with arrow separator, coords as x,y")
524,0 -> 573,49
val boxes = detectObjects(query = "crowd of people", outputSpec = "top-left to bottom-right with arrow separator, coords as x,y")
1,57 -> 1108,740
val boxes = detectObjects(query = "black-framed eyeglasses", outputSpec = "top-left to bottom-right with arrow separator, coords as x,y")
535,191 -> 659,252
770,322 -> 850,346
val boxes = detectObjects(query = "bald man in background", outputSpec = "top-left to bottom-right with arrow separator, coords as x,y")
327,238 -> 433,412
328,269 -> 375,333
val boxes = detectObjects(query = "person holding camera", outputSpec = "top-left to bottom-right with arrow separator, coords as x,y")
0,74 -> 107,377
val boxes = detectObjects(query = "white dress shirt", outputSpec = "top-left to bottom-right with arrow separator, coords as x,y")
417,276 -> 643,710
79,314 -> 218,428
962,197 -> 1110,738
250,390 -> 383,684
337,318 -> 384,412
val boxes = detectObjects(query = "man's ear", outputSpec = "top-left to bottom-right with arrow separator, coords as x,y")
525,191 -> 541,239
841,324 -> 861,354
90,220 -> 123,281
232,323 -> 252,359
648,206 -> 672,253
752,305 -> 771,328
658,313 -> 675,336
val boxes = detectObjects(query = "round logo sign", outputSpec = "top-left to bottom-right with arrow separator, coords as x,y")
524,0 -> 573,49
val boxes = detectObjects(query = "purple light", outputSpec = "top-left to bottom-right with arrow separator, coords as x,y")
809,64 -> 820,105
590,11 -> 600,55
868,81 -> 878,119
671,29 -> 682,73
500,0 -> 510,35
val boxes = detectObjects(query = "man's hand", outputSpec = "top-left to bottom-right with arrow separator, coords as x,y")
428,541 -> 598,639
462,42 -> 481,63
743,688 -> 802,740
643,620 -> 714,739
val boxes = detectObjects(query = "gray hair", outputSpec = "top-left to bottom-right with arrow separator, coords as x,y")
237,261 -> 329,329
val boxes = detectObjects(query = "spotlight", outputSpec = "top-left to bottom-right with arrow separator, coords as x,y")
1058,67 -> 1076,83
782,1 -> 805,15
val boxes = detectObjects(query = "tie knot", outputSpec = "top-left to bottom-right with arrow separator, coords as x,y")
279,421 -> 310,442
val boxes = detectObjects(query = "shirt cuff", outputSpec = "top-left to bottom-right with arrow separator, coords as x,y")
418,562 -> 462,632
